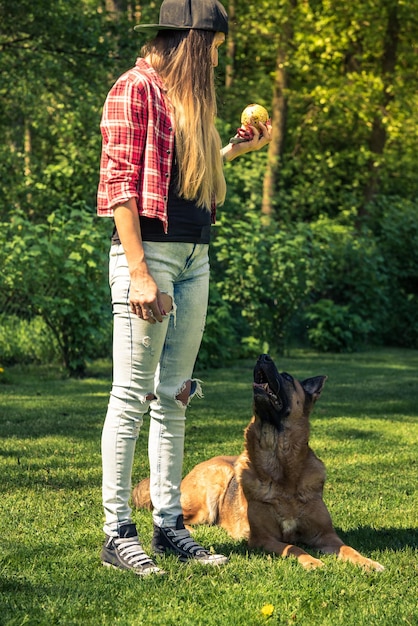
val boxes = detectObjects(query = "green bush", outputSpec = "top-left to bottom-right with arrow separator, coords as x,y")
0,206 -> 112,376
0,314 -> 59,365
309,215 -> 390,340
212,209 -> 317,355
197,281 -> 240,369
301,204 -> 418,351
305,299 -> 374,352
367,196 -> 418,347
211,205 -> 418,356
291,216 -> 385,350
2,193 -> 417,370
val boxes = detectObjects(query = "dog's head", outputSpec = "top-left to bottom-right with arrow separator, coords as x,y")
253,354 -> 327,429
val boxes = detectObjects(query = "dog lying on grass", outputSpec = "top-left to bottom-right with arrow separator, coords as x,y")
133,354 -> 384,571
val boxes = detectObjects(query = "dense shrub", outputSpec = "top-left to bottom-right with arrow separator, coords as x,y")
0,206 -> 112,376
212,207 -> 318,355
2,194 -> 417,373
367,197 -> 418,347
0,315 -> 59,365
305,299 -> 374,352
211,203 -> 418,356
303,216 -> 390,348
196,281 -> 240,369
296,202 -> 418,351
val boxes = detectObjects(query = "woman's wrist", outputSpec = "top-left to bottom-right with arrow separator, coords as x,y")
221,143 -> 239,163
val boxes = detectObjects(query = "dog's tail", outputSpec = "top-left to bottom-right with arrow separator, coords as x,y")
132,478 -> 153,511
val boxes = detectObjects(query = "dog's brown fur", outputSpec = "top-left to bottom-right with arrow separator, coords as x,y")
133,355 -> 384,571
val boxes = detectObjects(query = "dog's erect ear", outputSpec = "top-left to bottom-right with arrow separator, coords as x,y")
301,376 -> 327,401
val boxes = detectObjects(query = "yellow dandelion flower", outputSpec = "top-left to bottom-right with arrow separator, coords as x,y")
0,367 -> 4,374
261,604 -> 274,617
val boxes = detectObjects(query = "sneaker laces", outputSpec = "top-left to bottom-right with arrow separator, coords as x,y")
166,528 -> 211,557
114,536 -> 157,568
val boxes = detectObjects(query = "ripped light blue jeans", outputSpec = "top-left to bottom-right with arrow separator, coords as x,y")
102,242 -> 209,536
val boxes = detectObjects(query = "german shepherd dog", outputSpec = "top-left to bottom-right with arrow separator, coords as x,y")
133,354 -> 384,571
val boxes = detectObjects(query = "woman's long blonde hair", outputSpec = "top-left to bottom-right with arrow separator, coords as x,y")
142,30 -> 226,209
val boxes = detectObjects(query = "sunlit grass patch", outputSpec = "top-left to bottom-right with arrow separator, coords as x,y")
1,349 -> 417,626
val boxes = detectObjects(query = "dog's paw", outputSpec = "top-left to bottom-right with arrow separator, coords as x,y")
361,558 -> 385,572
299,554 -> 325,570
338,547 -> 385,572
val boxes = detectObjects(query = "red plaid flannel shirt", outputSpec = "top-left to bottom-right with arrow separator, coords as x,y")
97,58 -> 175,232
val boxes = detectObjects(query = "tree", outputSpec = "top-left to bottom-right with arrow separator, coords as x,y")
1,0 -> 418,369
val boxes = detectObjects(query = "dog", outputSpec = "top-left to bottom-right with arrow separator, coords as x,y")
133,354 -> 384,571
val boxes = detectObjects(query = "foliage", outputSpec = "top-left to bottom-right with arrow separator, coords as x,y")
0,207 -> 111,376
306,215 -> 390,345
365,196 -> 418,347
0,350 -> 417,625
196,279 -> 240,369
211,202 -> 418,354
225,0 -> 418,218
0,0 -> 108,221
1,0 -> 418,370
212,208 -> 311,354
0,314 -> 59,365
305,299 -> 373,352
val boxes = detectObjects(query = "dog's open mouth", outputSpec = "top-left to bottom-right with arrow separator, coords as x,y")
253,354 -> 289,424
253,378 -> 283,412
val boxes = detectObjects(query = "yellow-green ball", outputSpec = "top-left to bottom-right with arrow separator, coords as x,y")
241,104 -> 269,129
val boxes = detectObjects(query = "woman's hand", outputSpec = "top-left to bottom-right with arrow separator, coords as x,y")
221,120 -> 272,162
243,120 -> 272,152
129,268 -> 165,323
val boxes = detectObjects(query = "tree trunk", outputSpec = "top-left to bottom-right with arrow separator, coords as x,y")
24,118 -> 32,205
225,0 -> 235,89
363,5 -> 399,206
261,0 -> 296,219
127,1 -> 141,22
105,0 -> 127,13
261,46 -> 287,218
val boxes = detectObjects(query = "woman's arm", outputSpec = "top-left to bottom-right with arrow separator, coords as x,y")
113,198 -> 165,323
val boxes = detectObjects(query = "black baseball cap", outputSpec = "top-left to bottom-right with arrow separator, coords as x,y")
134,0 -> 228,35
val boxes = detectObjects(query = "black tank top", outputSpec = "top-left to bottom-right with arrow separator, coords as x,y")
111,156 -> 211,245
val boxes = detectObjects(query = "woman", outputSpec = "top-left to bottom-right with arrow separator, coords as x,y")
97,0 -> 272,576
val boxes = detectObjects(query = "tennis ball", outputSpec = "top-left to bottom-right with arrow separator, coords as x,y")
241,104 -> 269,130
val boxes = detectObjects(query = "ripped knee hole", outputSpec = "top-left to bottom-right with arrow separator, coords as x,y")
176,380 -> 192,405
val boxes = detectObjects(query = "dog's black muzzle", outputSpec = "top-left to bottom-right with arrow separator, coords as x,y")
253,354 -> 291,429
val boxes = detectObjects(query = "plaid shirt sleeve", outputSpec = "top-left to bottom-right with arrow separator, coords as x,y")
97,74 -> 147,215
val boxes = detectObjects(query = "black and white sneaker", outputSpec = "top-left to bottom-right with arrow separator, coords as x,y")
152,515 -> 228,566
101,523 -> 165,576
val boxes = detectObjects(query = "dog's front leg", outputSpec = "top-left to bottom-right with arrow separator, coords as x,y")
321,542 -> 385,571
316,529 -> 385,571
246,504 -> 324,570
254,537 -> 325,570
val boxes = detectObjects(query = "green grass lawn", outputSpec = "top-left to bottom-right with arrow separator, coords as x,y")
0,348 -> 417,626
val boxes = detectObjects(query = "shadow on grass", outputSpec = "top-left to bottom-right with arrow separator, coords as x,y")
338,526 -> 418,551
189,523 -> 418,563
315,426 -> 383,440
